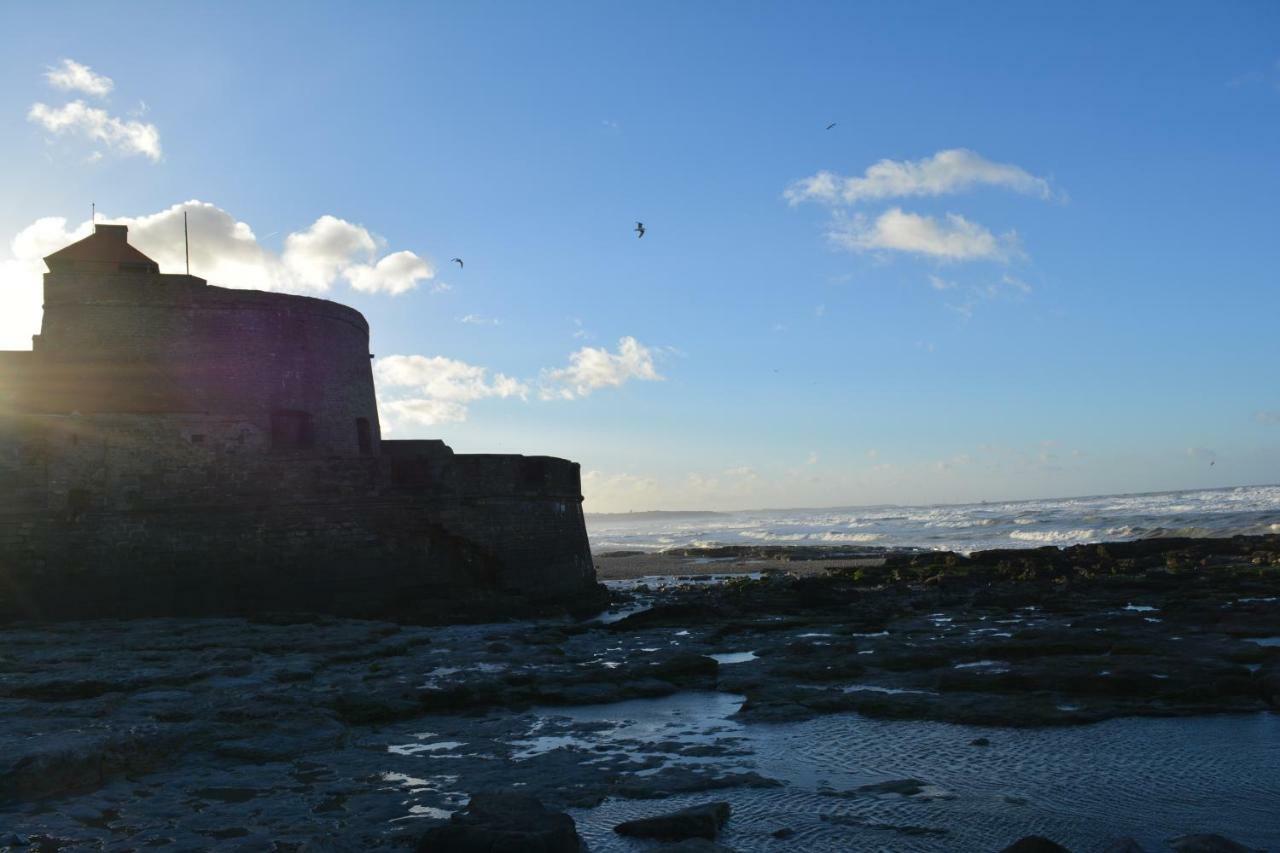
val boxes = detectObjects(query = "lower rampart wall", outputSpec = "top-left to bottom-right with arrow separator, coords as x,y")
0,414 -> 600,622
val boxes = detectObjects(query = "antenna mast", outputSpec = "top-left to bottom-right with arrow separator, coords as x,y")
91,202 -> 95,224
184,211 -> 190,275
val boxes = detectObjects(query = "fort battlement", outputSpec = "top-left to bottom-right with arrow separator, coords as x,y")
0,225 -> 599,621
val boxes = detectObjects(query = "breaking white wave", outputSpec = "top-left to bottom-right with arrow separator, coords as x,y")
1009,528 -> 1100,544
587,484 -> 1280,554
756,531 -> 882,544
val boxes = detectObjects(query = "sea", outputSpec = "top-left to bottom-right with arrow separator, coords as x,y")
586,484 -> 1280,554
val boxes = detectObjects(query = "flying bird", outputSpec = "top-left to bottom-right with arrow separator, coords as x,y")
450,258 -> 464,269
635,222 -> 645,239
825,122 -> 837,130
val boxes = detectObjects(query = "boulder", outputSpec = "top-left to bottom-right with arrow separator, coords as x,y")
416,792 -> 584,853
614,802 -> 732,840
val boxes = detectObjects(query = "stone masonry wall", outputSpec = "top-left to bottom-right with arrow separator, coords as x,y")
0,414 -> 598,622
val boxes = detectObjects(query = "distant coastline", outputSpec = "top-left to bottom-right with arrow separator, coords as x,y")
584,510 -> 724,520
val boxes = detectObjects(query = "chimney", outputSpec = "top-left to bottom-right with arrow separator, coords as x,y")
94,224 -> 129,241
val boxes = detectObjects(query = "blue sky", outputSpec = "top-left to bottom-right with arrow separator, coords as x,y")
2,2 -> 1278,511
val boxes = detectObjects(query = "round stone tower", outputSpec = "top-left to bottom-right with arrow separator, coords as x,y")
31,224 -> 381,457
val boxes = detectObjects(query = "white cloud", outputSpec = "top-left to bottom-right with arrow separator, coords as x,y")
928,274 -> 956,291
44,59 -> 113,97
379,398 -> 469,427
541,336 -> 663,400
829,208 -> 1018,262
28,100 -> 161,161
1255,411 -> 1280,425
345,250 -> 434,295
723,466 -> 759,480
458,314 -> 501,325
281,215 -> 378,290
785,148 -> 1052,206
806,452 -> 820,465
0,201 -> 439,349
374,355 -> 529,427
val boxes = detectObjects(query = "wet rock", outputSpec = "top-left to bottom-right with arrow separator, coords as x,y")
0,726 -> 188,803
330,691 -> 420,725
416,792 -> 584,853
998,836 -> 1071,853
614,801 -> 731,840
855,777 -> 926,796
1169,834 -> 1262,853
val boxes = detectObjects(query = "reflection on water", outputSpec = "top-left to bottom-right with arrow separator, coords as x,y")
559,694 -> 1280,852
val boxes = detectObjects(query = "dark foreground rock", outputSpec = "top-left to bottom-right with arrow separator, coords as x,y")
1169,834 -> 1262,853
614,801 -> 732,840
416,792 -> 584,852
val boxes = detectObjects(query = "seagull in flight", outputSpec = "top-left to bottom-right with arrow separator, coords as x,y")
635,221 -> 645,239
450,258 -> 464,269
825,122 -> 837,130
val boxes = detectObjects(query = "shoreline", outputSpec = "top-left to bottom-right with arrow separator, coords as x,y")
1,534 -> 1276,850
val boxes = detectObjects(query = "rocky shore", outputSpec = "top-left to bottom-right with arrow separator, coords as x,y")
1,535 -> 1277,850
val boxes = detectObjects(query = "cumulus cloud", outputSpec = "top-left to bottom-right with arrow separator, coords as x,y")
281,216 -> 377,290
829,208 -> 1019,262
28,100 -> 161,161
44,59 -> 113,97
374,355 -> 528,427
0,201 -> 439,349
540,337 -> 663,400
345,251 -> 433,295
458,314 -> 501,325
785,149 -> 1052,206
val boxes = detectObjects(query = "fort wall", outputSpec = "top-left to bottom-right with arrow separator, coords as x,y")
29,272 -> 380,457
0,225 -> 600,622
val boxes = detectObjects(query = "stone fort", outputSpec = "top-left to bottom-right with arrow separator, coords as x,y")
0,224 -> 599,621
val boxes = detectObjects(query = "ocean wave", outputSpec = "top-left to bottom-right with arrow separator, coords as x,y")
587,484 -> 1280,554
1009,529 -> 1099,544
755,531 -> 882,543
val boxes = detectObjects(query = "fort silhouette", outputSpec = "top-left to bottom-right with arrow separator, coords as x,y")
0,224 -> 598,621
